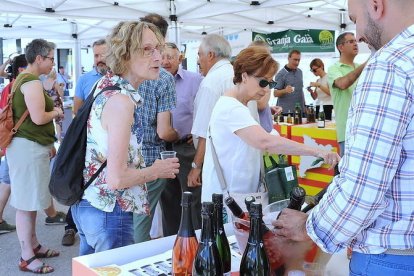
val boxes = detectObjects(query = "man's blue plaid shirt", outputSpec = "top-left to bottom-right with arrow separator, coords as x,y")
136,68 -> 176,166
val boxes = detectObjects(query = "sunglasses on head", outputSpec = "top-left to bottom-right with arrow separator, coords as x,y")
255,77 -> 277,89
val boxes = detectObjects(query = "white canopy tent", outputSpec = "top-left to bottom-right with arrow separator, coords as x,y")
1,0 -> 352,43
1,0 -> 353,86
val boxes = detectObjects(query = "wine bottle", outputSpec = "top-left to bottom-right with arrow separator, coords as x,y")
172,192 -> 199,276
239,202 -> 271,276
301,185 -> 329,213
192,202 -> 223,276
212,194 -> 231,275
225,196 -> 249,231
317,104 -> 325,128
277,186 -> 306,219
294,102 -> 302,125
286,110 -> 293,124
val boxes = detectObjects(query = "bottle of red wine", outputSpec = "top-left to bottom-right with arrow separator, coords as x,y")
212,194 -> 231,275
172,192 -> 198,275
192,202 -> 223,276
301,185 -> 328,213
277,186 -> 306,219
239,202 -> 270,276
225,196 -> 249,231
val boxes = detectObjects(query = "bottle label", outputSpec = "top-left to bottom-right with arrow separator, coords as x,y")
317,120 -> 325,128
284,167 -> 294,181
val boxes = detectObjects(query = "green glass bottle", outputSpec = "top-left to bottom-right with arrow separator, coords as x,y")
317,103 -> 325,128
239,202 -> 270,276
212,194 -> 231,275
192,202 -> 223,276
294,102 -> 302,125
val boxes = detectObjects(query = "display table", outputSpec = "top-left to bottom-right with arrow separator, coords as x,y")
273,122 -> 339,196
72,223 -> 349,275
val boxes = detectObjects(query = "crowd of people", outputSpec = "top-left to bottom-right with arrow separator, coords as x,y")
0,0 -> 413,274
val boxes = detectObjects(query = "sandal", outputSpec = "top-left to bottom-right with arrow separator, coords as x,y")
19,256 -> 54,274
33,244 -> 60,258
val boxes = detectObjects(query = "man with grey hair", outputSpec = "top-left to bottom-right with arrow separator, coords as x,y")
73,39 -> 109,114
187,34 -> 233,187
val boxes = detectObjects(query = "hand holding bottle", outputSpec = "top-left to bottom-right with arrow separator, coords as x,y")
316,150 -> 341,170
272,208 -> 311,242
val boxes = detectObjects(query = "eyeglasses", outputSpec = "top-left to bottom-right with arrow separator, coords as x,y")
310,67 -> 319,73
254,76 -> 277,89
162,54 -> 178,61
342,39 -> 357,45
43,56 -> 55,62
139,44 -> 165,57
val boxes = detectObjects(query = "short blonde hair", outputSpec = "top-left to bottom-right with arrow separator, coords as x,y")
106,21 -> 164,75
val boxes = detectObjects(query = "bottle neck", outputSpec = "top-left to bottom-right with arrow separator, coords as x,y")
178,206 -> 196,237
201,214 -> 215,242
214,204 -> 224,235
248,215 -> 262,243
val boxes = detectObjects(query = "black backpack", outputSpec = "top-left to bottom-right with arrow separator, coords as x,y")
49,84 -> 120,206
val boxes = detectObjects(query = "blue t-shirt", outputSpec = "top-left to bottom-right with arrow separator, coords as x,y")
74,69 -> 103,100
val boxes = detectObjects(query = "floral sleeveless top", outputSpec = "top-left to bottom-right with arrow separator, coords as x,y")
82,72 -> 149,215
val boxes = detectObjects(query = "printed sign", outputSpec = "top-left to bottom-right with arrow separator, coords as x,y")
252,29 -> 335,53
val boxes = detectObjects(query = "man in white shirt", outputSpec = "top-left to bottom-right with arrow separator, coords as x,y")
187,34 -> 233,188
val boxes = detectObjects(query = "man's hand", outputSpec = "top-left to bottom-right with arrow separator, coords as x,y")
187,168 -> 201,187
49,146 -> 57,159
272,208 -> 311,242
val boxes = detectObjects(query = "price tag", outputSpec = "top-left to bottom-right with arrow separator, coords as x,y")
284,167 -> 294,181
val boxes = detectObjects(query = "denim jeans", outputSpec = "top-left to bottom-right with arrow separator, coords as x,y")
350,251 -> 414,276
71,199 -> 134,255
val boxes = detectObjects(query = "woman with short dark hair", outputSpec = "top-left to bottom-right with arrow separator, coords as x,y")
7,38 -> 63,274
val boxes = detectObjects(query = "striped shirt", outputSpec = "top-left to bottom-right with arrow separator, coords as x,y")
307,24 -> 414,254
136,68 -> 176,166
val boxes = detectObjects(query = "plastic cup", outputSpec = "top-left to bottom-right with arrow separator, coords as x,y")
291,86 -> 295,92
160,151 -> 176,160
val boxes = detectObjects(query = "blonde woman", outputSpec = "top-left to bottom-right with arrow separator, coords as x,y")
70,21 -> 180,255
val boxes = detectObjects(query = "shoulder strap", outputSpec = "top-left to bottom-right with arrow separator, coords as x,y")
209,126 -> 229,192
81,83 -> 121,192
10,74 -> 31,132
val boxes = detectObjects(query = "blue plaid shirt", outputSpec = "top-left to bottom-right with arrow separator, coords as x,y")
307,25 -> 414,254
136,68 -> 176,166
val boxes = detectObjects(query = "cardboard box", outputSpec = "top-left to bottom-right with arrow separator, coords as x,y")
72,224 -> 235,275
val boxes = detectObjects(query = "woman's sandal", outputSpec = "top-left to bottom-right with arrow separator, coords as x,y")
19,256 -> 54,274
33,244 -> 60,258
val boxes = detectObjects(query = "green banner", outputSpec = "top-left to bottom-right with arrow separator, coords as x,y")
252,29 -> 335,53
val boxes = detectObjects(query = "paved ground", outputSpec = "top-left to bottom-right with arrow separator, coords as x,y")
0,201 -> 79,276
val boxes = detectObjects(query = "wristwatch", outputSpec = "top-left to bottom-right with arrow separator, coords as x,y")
191,162 -> 199,169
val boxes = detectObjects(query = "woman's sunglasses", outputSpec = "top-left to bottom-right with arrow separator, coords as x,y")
255,77 -> 278,89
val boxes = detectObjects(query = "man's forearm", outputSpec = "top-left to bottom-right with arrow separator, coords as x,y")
334,62 -> 367,90
193,137 -> 206,167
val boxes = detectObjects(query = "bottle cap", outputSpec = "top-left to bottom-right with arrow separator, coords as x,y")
181,191 -> 193,207
212,193 -> 223,205
201,202 -> 214,215
244,196 -> 255,212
